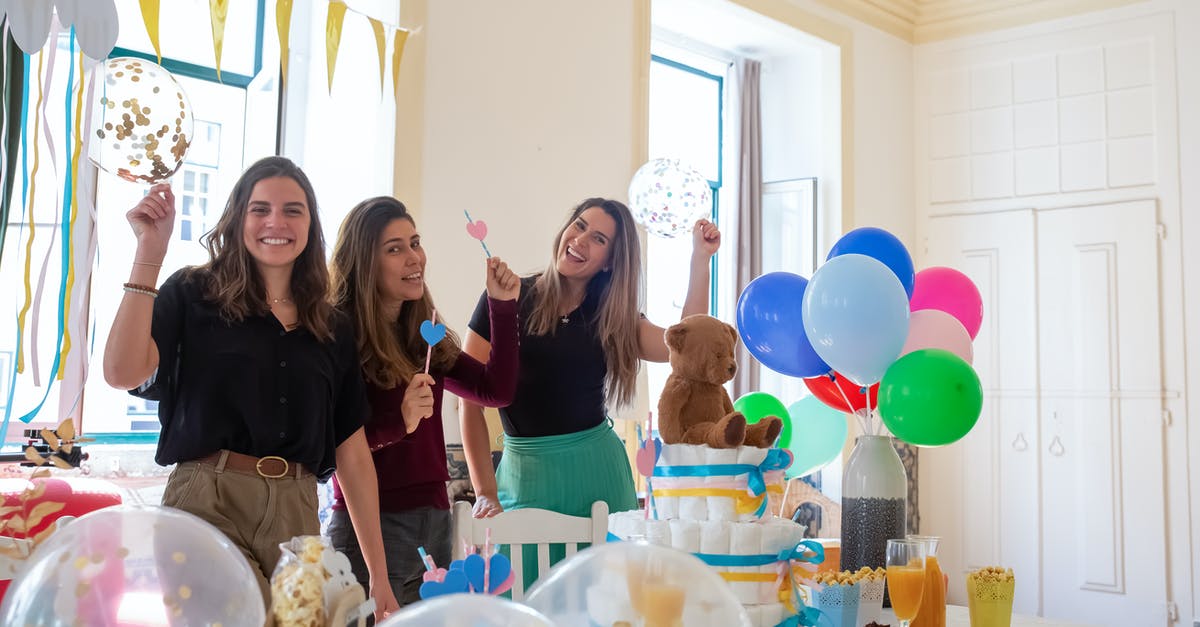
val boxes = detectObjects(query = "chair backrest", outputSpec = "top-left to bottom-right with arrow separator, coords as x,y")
450,500 -> 609,600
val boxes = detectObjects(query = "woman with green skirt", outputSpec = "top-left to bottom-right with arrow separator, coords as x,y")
459,197 -> 721,583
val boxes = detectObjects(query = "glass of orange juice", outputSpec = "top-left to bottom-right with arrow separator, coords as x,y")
885,539 -> 927,627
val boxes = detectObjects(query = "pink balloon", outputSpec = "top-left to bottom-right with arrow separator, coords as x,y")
900,309 -> 974,364
910,267 -> 983,339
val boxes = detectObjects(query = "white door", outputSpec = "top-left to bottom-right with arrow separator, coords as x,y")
1037,200 -> 1168,626
922,209 -> 1041,615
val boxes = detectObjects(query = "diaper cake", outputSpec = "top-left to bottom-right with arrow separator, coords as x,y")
604,315 -> 823,627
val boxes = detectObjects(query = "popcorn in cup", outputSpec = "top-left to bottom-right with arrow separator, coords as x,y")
966,566 -> 1015,627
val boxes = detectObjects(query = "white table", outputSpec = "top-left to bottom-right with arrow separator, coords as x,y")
879,605 -> 1100,627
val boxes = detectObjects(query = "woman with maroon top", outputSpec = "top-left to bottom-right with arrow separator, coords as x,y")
326,196 -> 520,606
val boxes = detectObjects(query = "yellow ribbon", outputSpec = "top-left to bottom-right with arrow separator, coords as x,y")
720,572 -> 778,583
325,1 -> 348,93
16,50 -> 45,375
57,51 -> 85,380
369,18 -> 386,97
651,485 -> 781,516
209,0 -> 230,81
392,28 -> 409,101
276,0 -> 293,86
138,0 -> 162,63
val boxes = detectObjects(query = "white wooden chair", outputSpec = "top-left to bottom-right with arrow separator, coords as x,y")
450,500 -> 608,600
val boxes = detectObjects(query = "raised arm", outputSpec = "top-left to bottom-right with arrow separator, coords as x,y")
637,219 -> 721,362
103,184 -> 176,389
445,257 -> 520,406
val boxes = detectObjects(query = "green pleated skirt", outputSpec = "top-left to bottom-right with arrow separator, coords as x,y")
495,420 -> 637,590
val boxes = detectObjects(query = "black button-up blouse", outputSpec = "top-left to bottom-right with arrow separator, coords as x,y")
131,269 -> 366,481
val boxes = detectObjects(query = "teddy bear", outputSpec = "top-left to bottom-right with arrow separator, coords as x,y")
657,314 -> 782,448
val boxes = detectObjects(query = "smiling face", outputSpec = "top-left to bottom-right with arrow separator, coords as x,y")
375,217 -> 426,307
240,176 -> 311,271
555,206 -> 618,282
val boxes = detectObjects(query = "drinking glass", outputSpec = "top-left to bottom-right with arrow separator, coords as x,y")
886,538 -> 927,627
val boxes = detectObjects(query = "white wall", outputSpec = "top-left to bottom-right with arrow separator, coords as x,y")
914,2 -> 1196,622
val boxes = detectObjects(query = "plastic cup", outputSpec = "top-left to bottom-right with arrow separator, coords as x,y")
966,569 -> 1015,627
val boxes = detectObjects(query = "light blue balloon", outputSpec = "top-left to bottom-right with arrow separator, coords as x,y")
802,253 -> 910,386
783,397 -> 848,478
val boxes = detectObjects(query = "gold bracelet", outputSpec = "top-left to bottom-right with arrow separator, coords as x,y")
132,260 -> 162,268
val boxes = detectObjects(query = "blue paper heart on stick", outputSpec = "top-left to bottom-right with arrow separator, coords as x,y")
418,568 -> 469,598
462,552 -> 512,593
420,320 -> 447,345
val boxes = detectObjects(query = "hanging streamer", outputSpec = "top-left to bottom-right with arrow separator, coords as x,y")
16,49 -> 46,377
138,0 -> 162,62
3,47 -> 33,444
276,0 -> 293,87
325,1 -> 348,93
369,18 -> 385,97
0,25 -> 9,260
208,0 -> 229,81
392,28 -> 409,102
64,73 -> 101,426
58,47 -> 86,381
29,20 -> 65,388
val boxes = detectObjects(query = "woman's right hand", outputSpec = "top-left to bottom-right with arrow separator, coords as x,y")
126,183 -> 176,262
472,493 -> 504,518
401,373 -> 436,434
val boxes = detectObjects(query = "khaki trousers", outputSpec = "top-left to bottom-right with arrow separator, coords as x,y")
162,453 -> 319,623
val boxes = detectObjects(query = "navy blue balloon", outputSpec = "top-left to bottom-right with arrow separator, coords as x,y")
736,272 -> 830,378
826,227 -> 915,299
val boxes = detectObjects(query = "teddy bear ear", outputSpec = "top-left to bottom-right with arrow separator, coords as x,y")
725,322 -> 739,346
665,325 -> 688,350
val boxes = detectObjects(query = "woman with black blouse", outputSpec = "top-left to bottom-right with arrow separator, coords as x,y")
103,157 -> 399,620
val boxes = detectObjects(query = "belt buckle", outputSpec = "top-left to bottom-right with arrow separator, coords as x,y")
255,455 -> 289,479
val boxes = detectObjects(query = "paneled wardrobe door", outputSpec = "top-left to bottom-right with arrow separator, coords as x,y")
922,209 -> 1041,614
1036,200 -> 1168,627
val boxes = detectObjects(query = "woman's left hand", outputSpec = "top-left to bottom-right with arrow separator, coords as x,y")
371,580 -> 400,621
485,256 -> 520,301
692,218 -> 721,258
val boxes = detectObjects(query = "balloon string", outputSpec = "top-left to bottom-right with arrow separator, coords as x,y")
830,374 -> 867,434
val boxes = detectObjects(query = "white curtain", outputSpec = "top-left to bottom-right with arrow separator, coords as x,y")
732,58 -> 762,399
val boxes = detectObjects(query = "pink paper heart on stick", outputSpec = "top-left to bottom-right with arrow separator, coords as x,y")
466,220 -> 488,241
422,567 -> 448,583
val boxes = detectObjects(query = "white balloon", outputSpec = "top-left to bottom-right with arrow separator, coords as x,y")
54,0 -> 120,60
627,158 -> 712,239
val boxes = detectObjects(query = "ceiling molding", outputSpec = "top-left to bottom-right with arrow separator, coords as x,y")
810,0 -> 1148,43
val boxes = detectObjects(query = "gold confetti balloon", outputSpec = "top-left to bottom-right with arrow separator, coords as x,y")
0,505 -> 264,626
88,57 -> 193,184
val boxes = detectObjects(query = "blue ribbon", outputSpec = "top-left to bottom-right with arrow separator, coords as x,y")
652,447 -> 792,496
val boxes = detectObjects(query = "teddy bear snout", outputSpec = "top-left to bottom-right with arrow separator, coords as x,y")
727,362 -> 737,376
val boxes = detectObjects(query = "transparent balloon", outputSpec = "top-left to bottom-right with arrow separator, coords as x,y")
627,158 -> 712,238
89,57 -> 193,184
0,505 -> 265,626
526,542 -> 752,627
379,594 -> 555,626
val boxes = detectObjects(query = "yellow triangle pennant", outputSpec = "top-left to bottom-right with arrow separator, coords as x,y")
276,0 -> 294,86
325,1 -> 348,93
392,28 -> 409,101
138,0 -> 162,62
369,18 -> 386,97
209,0 -> 230,81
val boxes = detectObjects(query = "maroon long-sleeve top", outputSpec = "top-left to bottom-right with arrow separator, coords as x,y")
331,297 -> 519,512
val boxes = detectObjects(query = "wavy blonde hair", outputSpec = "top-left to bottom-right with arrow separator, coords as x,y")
193,156 -> 333,341
330,196 -> 461,389
528,198 -> 642,408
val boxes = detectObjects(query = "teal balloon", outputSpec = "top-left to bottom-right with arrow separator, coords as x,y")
783,397 -> 848,478
733,391 -> 791,447
879,348 -> 983,446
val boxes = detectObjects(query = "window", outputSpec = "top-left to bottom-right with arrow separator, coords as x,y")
1,1 -> 280,441
645,49 -> 727,415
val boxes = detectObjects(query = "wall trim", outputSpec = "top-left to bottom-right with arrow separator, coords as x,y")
810,0 -> 1147,43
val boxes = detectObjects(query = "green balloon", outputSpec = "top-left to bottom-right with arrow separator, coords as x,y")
783,396 -> 848,477
733,391 -> 791,448
879,348 -> 983,446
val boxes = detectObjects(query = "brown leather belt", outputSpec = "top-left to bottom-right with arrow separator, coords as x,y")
197,450 -> 309,480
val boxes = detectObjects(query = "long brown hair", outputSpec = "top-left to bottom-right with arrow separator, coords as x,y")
193,156 -> 333,341
529,198 -> 642,408
330,196 -> 461,389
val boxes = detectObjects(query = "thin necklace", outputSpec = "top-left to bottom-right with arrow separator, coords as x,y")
270,296 -> 292,304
